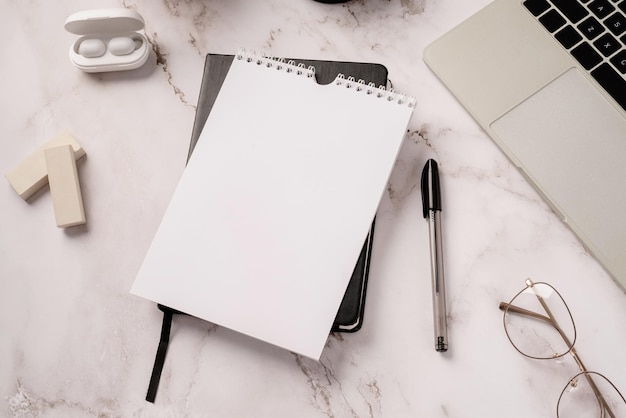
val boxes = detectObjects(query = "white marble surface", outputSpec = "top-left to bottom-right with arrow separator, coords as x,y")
2,0 -> 626,417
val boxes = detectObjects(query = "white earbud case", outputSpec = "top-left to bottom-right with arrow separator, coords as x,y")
65,8 -> 150,73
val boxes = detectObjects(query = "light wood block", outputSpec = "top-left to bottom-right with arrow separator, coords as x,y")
44,145 -> 86,228
5,130 -> 86,200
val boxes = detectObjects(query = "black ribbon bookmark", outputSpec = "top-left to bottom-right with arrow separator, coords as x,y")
145,304 -> 188,403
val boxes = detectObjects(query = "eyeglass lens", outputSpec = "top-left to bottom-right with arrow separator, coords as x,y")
503,282 -> 575,359
557,371 -> 626,418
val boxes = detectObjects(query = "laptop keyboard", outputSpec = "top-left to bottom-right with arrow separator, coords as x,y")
524,0 -> 626,111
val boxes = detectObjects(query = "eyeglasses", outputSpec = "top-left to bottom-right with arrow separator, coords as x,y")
499,279 -> 626,417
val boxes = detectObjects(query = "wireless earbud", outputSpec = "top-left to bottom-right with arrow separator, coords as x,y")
78,39 -> 106,58
108,36 -> 140,56
77,37 -> 141,58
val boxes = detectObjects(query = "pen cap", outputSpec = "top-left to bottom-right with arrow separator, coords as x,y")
421,159 -> 442,218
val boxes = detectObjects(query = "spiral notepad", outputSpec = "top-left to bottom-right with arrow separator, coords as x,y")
132,49 -> 415,360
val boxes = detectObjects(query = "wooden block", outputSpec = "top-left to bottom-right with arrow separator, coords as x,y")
5,130 -> 86,200
44,145 -> 86,228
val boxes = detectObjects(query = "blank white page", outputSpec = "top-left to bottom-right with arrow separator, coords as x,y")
131,50 -> 414,360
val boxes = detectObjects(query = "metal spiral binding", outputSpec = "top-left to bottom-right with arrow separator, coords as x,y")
236,48 -> 315,78
236,49 -> 415,106
334,73 -> 415,108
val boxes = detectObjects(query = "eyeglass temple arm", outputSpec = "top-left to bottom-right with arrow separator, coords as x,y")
499,301 -> 615,417
498,302 -> 553,323
498,301 -> 578,360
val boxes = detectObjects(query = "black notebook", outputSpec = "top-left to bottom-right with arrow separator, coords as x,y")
144,53 -> 391,402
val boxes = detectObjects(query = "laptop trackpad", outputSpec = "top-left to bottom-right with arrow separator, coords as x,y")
491,68 -> 626,261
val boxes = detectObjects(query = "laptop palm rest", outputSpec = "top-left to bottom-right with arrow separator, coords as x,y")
491,68 -> 626,269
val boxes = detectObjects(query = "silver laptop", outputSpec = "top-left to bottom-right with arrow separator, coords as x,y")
424,0 -> 626,290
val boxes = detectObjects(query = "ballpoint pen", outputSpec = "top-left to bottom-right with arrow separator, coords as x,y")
421,159 -> 449,352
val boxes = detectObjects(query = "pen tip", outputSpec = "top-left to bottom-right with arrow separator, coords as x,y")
436,337 -> 448,352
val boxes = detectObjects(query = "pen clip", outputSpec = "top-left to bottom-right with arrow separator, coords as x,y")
420,159 -> 442,218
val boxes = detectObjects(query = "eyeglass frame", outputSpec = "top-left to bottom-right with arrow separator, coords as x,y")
499,278 -> 625,417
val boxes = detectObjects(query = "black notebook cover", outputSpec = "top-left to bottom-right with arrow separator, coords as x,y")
189,54 -> 387,332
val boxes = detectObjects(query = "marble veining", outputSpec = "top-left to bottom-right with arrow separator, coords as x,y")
2,0 -> 626,417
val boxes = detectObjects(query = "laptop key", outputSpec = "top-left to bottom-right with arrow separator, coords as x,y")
523,0 -> 550,16
572,42 -> 604,69
610,50 -> 626,73
605,12 -> 626,36
540,9 -> 567,32
591,63 -> 626,110
550,0 -> 589,23
593,32 -> 621,56
556,25 -> 584,48
578,16 -> 606,39
589,0 -> 616,18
